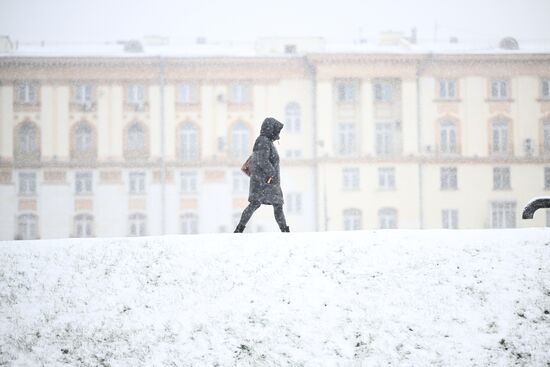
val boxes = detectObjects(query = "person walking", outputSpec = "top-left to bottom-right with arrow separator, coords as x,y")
234,117 -> 290,233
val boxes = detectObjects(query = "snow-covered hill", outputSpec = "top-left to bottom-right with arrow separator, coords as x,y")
1,229 -> 549,366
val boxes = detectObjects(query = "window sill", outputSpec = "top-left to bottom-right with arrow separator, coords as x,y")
485,98 -> 514,103
440,188 -> 459,191
493,188 -> 512,191
378,188 -> 396,191
433,98 -> 462,103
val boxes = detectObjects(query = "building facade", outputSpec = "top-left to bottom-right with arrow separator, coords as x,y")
1,39 -> 549,239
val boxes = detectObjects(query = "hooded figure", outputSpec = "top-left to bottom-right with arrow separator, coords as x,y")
234,117 -> 289,233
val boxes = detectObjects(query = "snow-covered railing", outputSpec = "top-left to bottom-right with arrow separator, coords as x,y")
522,196 -> 550,219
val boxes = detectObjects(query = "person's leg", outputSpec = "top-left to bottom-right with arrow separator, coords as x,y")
273,204 -> 289,232
234,201 -> 261,232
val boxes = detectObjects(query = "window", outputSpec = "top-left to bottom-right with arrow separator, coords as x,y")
378,167 -> 396,190
335,80 -> 357,103
442,209 -> 458,229
19,172 -> 36,195
231,122 -> 249,159
17,122 -> 38,155
343,208 -> 362,230
75,172 -> 93,195
127,123 -> 145,151
74,122 -> 93,152
375,122 -> 395,156
374,80 -> 393,102
233,171 -> 248,193
547,209 -> 550,227
493,167 -> 511,190
378,208 -> 397,229
16,81 -> 38,104
128,213 -> 147,236
75,84 -> 92,104
440,120 -> 458,154
74,214 -> 94,238
491,201 -> 516,228
439,79 -> 457,99
177,83 -> 198,104
128,84 -> 145,104
491,119 -> 510,155
543,120 -> 550,155
285,150 -> 302,159
17,214 -> 38,240
285,102 -> 301,133
229,83 -> 251,104
440,167 -> 457,190
490,79 -> 508,99
178,123 -> 198,160
545,167 -> 550,190
541,79 -> 549,99
342,167 -> 360,190
286,193 -> 302,214
337,122 -> 356,155
181,172 -> 197,194
181,213 -> 198,234
129,172 -> 146,194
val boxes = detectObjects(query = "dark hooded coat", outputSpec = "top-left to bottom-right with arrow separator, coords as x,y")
248,118 -> 284,205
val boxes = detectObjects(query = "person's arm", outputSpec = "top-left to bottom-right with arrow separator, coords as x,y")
254,137 -> 275,183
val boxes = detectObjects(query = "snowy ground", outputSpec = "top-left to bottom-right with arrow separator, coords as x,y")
1,229 -> 549,367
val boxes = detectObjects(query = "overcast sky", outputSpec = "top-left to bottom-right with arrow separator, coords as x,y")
1,0 -> 549,44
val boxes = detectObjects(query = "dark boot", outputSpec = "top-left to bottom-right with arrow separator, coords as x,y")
234,224 -> 245,233
280,226 -> 290,232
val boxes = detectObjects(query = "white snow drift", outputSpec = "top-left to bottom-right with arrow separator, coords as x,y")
1,229 -> 549,366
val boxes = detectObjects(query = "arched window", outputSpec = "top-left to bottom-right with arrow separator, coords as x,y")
231,122 -> 249,159
285,102 -> 301,133
178,122 -> 198,160
440,120 -> 458,154
128,213 -> 147,236
17,121 -> 39,154
74,122 -> 93,152
343,208 -> 362,230
491,118 -> 510,155
74,214 -> 94,238
378,208 -> 397,229
127,122 -> 145,151
17,214 -> 38,240
181,213 -> 198,234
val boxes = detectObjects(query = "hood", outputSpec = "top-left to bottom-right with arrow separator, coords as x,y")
260,117 -> 284,141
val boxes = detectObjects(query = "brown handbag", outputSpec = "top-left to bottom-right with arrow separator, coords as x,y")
241,155 -> 252,177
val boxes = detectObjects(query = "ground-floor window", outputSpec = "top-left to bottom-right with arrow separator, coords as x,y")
491,201 -> 516,228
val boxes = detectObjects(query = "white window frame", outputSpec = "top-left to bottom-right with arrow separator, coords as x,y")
440,120 -> 458,154
490,79 -> 508,99
491,201 -> 516,228
541,79 -> 549,99
286,192 -> 302,214
544,167 -> 550,190
442,209 -> 458,229
342,167 -> 360,190
17,81 -> 38,104
129,172 -> 146,194
128,84 -> 145,104
335,80 -> 357,103
543,120 -> 550,155
75,172 -> 93,195
378,167 -> 396,190
75,123 -> 93,152
75,84 -> 93,104
491,119 -> 510,155
74,213 -> 94,238
17,214 -> 39,240
375,122 -> 394,156
343,208 -> 362,230
231,123 -> 249,159
229,83 -> 251,104
440,167 -> 458,190
232,170 -> 248,193
378,208 -> 397,229
181,212 -> 198,234
285,102 -> 301,133
127,123 -> 145,151
181,171 -> 197,194
128,213 -> 147,236
493,167 -> 511,190
18,122 -> 38,154
373,80 -> 393,102
179,123 -> 198,160
438,79 -> 457,99
177,83 -> 196,104
337,122 -> 356,155
18,172 -> 37,195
